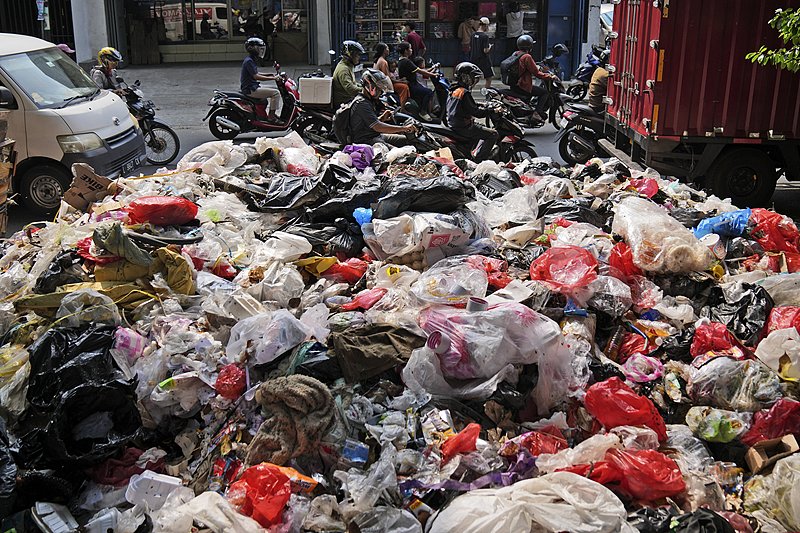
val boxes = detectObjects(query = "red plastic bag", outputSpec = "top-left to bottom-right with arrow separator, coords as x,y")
690,321 -> 742,358
750,208 -> 800,253
76,236 -> 122,265
441,423 -> 481,464
126,196 -> 199,226
227,463 -> 291,527
499,427 -> 568,457
584,377 -> 667,442
741,398 -> 800,447
466,256 -> 512,290
322,258 -> 368,284
619,332 -> 651,362
559,461 -> 623,486
340,287 -> 388,311
767,306 -> 800,334
530,245 -> 598,294
211,257 -> 238,280
743,252 -> 800,273
608,242 -> 643,281
629,178 -> 659,198
215,364 -> 246,400
605,449 -> 686,500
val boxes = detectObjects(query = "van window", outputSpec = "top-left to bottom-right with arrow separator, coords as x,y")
0,48 -> 98,110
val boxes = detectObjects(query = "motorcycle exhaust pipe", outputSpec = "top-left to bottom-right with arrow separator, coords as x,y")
215,116 -> 241,131
569,132 -> 596,153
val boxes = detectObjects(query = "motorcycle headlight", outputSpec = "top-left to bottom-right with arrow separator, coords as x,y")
57,133 -> 104,154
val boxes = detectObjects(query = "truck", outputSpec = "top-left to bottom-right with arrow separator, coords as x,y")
602,0 -> 800,206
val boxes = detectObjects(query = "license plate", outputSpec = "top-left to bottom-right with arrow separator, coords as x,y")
560,118 -> 569,129
121,156 -> 140,175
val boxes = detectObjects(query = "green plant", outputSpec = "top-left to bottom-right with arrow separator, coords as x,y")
747,8 -> 800,72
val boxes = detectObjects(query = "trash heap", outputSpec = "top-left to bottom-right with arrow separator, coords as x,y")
1,131 -> 800,532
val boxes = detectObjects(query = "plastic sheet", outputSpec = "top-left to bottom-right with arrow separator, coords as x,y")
703,283 -> 773,347
694,209 -> 751,239
411,255 -> 488,305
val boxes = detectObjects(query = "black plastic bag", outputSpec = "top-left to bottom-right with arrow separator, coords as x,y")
702,283 -> 773,346
42,382 -> 141,466
660,327 -> 695,363
27,326 -> 124,410
307,179 -> 382,223
283,218 -> 364,257
654,273 -> 714,301
627,507 -> 675,533
501,246 -> 546,270
248,165 -> 357,213
468,169 -> 522,199
726,237 -> 764,258
371,175 -> 475,219
670,509 -> 735,533
539,198 -> 606,227
0,418 -> 16,520
670,207 -> 706,229
33,251 -> 86,294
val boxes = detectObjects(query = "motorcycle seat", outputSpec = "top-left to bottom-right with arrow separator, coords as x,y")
568,103 -> 603,116
425,123 -> 472,142
217,90 -> 262,103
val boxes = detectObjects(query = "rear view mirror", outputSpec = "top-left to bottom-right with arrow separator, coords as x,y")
0,86 -> 16,109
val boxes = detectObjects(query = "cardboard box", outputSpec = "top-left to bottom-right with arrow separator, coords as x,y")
299,76 -> 333,105
62,163 -> 115,212
745,434 -> 799,474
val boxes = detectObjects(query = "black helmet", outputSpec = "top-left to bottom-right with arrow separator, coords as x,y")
361,68 -> 393,98
516,34 -> 535,52
599,48 -> 611,66
552,43 -> 569,56
245,37 -> 266,58
342,40 -> 365,64
454,62 -> 483,88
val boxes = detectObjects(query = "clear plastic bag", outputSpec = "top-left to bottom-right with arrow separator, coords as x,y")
468,186 -> 539,228
278,146 -> 321,176
536,433 -> 622,473
177,140 -> 248,178
687,357 -> 783,412
226,311 -> 311,364
611,196 -> 712,273
411,255 -> 488,305
685,406 -> 752,443
588,275 -> 633,317
56,289 -> 121,328
352,507 -> 422,533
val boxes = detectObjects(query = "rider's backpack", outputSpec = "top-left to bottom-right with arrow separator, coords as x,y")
500,52 -> 523,87
332,95 -> 364,144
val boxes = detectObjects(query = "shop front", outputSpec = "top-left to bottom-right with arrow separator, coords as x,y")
123,0 -> 313,64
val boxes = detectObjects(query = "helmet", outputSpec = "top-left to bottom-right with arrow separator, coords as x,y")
454,62 -> 483,89
97,47 -> 122,67
342,40 -> 365,64
598,48 -> 611,66
245,37 -> 266,58
361,68 -> 393,98
552,43 -> 569,56
516,35 -> 535,52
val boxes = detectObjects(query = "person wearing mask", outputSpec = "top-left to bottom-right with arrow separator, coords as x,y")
512,34 -> 559,123
446,62 -> 498,161
506,3 -> 524,55
346,69 -> 417,146
397,42 -> 438,117
332,40 -> 365,110
403,21 -> 426,58
239,37 -> 281,122
457,16 -> 478,62
470,17 -> 494,89
90,47 -> 124,93
588,50 -> 610,113
374,43 -> 410,106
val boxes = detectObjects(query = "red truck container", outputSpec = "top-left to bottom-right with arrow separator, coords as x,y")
604,0 -> 800,206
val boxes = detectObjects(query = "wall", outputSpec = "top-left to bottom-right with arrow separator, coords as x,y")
315,0 -> 332,65
582,0 -> 603,59
71,0 -> 109,67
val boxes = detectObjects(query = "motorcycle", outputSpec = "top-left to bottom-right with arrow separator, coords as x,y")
205,62 -> 300,140
119,79 -> 180,165
396,63 -> 450,125
562,45 -> 607,101
555,101 -> 607,165
491,78 -> 570,130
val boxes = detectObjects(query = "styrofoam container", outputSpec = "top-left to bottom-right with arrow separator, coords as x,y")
299,77 -> 333,105
125,470 -> 183,510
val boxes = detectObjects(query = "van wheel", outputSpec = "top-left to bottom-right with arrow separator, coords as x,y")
706,149 -> 777,207
21,164 -> 71,214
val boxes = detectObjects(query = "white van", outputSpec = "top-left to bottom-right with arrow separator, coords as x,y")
0,33 -> 145,212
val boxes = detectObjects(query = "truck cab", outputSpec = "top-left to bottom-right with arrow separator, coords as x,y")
0,33 -> 145,213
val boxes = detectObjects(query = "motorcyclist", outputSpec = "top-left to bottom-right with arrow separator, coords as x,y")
90,47 -> 123,93
512,35 -> 559,123
345,69 -> 417,146
588,49 -> 611,113
332,41 -> 365,111
240,37 -> 280,123
446,62 -> 498,161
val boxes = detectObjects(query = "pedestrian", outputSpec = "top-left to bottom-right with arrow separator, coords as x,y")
470,17 -> 494,89
457,16 -> 478,63
403,21 -> 426,58
56,43 -> 76,61
506,3 -> 524,55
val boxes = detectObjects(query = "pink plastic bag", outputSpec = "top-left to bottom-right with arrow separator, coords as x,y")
529,245 -> 598,295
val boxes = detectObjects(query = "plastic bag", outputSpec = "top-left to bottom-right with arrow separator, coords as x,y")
372,175 -> 475,219
703,283 -> 773,347
742,398 -> 800,447
584,377 -> 667,441
215,364 -> 246,400
498,427 -> 568,458
440,423 -> 480,464
755,327 -> 800,380
468,186 -> 538,227
278,146 -> 320,176
608,241 -> 643,281
588,275 -> 633,317
178,140 -> 248,177
530,245 -> 598,298
55,289 -> 121,328
596,449 -> 684,501
670,509 -> 737,533
612,196 -> 712,273
411,255 -> 488,305
694,209 -> 751,239
340,288 -> 388,311
686,406 -> 751,444
226,463 -> 292,527
687,357 -> 782,412
0,417 -> 17,518
226,311 -> 311,365
126,196 -> 198,225
538,198 -> 606,227
750,454 -> 800,531
767,306 -> 800,334
749,208 -> 800,253
285,218 -> 365,257
758,273 -> 800,306
342,144 -> 374,171
691,321 -> 741,358
323,258 -> 368,284
34,251 -> 86,294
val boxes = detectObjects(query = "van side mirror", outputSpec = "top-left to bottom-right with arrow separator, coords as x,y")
0,86 -> 16,109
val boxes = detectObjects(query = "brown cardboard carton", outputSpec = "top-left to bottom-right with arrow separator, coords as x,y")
745,434 -> 799,474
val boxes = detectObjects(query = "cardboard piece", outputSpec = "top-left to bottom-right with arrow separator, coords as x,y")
63,163 -> 116,212
745,434 -> 799,474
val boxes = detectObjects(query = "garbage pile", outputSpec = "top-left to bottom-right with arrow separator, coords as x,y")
1,131 -> 800,532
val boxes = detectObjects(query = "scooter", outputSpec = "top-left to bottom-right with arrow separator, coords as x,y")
555,101 -> 607,165
119,79 -> 180,165
205,62 -> 300,140
491,78 -> 570,130
562,45 -> 608,101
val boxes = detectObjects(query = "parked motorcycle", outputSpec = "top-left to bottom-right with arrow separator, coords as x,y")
205,62 -> 300,140
555,101 -> 607,165
490,78 -> 570,130
119,79 -> 180,165
562,45 -> 608,101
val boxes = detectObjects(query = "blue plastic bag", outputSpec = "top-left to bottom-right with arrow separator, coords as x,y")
694,209 -> 751,239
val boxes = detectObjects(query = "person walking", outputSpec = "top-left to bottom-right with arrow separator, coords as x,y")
470,17 -> 494,89
506,3 -> 524,56
457,16 -> 478,63
403,21 -> 426,58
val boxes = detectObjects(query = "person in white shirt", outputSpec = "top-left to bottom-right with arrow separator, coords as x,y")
506,3 -> 525,56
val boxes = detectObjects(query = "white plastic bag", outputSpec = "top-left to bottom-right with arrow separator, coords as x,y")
756,327 -> 800,380
226,311 -> 311,364
410,255 -> 488,305
177,141 -> 248,178
56,289 -> 121,328
278,146 -> 321,176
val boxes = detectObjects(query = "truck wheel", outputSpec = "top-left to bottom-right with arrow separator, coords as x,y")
20,164 -> 71,214
706,149 -> 777,207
